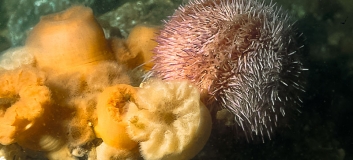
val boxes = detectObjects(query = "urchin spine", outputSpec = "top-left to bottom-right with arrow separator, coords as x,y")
152,0 -> 306,141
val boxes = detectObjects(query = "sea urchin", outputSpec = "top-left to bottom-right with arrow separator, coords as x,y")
151,0 -> 306,140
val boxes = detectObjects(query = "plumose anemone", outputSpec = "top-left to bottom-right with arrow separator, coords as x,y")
151,0 -> 306,140
0,4 -> 216,159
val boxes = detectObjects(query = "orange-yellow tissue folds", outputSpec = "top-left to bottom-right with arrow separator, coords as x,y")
94,84 -> 138,150
0,4 -> 213,159
0,67 -> 51,146
0,5 -> 136,152
26,5 -> 136,148
112,25 -> 158,70
25,5 -> 114,74
126,79 -> 212,160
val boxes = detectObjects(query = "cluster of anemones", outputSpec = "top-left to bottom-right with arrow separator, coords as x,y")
0,5 -> 211,160
0,0 -> 306,158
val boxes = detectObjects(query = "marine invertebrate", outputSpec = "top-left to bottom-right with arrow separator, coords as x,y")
0,67 -> 51,146
152,0 -> 306,140
25,5 -> 114,74
85,61 -> 131,91
23,5 -> 135,145
45,61 -> 131,147
111,25 -> 158,70
94,84 -> 138,151
125,79 -> 212,160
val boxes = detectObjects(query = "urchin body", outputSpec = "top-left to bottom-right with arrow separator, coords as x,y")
152,0 -> 305,140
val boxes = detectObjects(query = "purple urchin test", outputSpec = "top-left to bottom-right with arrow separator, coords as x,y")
151,0 -> 306,141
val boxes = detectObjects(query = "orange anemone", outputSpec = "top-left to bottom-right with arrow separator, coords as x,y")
25,5 -> 114,74
94,84 -> 138,150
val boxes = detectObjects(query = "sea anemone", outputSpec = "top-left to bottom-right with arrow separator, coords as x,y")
151,0 -> 306,140
94,84 -> 138,151
125,79 -> 212,160
25,5 -> 114,74
37,60 -> 131,149
0,67 -> 52,147
111,25 -> 159,70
